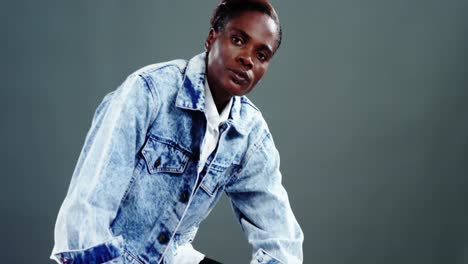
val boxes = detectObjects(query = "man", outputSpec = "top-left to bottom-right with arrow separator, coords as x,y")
51,1 -> 303,263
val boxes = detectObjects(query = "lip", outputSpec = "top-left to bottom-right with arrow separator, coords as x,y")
228,68 -> 250,84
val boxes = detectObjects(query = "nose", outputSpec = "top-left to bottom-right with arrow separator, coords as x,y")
237,52 -> 253,70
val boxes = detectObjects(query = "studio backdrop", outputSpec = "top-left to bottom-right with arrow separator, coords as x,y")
2,0 -> 468,263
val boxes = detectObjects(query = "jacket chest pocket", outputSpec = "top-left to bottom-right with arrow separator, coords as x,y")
200,162 -> 230,196
141,136 -> 191,174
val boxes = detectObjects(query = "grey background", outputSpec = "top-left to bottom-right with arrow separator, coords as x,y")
2,0 -> 468,263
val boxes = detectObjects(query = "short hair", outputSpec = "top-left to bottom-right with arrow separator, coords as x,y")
210,0 -> 282,51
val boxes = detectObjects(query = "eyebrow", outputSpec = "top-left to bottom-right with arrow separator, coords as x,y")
231,28 -> 274,55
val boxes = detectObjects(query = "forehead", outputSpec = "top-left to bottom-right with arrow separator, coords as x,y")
225,10 -> 278,51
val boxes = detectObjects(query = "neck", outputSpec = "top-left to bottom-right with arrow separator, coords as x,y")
208,82 -> 232,113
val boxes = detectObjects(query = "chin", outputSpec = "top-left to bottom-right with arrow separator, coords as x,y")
226,79 -> 252,96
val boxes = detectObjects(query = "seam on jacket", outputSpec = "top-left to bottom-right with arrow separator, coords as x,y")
138,73 -> 158,109
137,63 -> 187,134
257,247 -> 284,264
137,74 -> 162,136
240,96 -> 260,112
147,134 -> 193,158
228,131 -> 271,184
138,62 -> 185,76
52,235 -> 123,255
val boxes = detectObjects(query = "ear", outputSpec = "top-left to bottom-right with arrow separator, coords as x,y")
205,28 -> 216,51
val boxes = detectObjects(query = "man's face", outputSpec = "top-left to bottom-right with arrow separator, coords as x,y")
205,10 -> 279,97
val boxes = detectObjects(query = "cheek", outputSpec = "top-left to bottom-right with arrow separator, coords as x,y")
210,47 -> 228,72
253,67 -> 267,82
208,54 -> 221,76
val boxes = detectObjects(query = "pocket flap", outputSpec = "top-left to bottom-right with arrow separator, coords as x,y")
141,136 -> 190,174
200,163 -> 229,197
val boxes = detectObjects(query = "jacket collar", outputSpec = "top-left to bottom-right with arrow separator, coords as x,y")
175,52 -> 207,112
175,52 -> 247,135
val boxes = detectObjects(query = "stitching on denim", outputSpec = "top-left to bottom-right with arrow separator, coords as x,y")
240,96 -> 260,111
139,63 -> 185,137
148,134 -> 193,158
224,130 -> 274,191
53,235 -> 123,254
208,162 -> 229,172
257,247 -> 284,263
141,136 -> 191,175
200,182 -> 216,197
232,131 -> 270,180
154,155 -> 189,174
122,249 -> 145,264
139,62 -> 185,76
138,74 -> 161,133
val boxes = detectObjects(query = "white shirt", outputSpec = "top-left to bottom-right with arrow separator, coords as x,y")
173,79 -> 232,263
197,79 -> 233,174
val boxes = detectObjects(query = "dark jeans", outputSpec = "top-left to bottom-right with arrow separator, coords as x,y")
200,257 -> 223,264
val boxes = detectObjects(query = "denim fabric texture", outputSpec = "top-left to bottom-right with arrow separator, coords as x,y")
51,52 -> 304,264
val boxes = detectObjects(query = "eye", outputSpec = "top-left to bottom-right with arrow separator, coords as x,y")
231,35 -> 244,46
256,51 -> 269,62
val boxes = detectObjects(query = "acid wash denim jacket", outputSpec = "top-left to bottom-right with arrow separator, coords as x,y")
51,52 -> 304,264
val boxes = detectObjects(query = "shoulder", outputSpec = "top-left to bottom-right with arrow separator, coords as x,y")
116,58 -> 188,90
132,58 -> 188,82
239,95 -> 260,112
120,58 -> 190,102
236,96 -> 275,151
238,95 -> 267,132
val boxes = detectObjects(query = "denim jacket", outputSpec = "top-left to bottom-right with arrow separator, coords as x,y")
51,52 -> 304,264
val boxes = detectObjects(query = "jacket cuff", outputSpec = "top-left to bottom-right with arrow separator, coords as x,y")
251,248 -> 282,264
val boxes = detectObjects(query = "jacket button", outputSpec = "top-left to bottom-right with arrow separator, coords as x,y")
180,190 -> 189,203
60,257 -> 71,263
193,150 -> 200,160
154,158 -> 161,167
158,232 -> 169,244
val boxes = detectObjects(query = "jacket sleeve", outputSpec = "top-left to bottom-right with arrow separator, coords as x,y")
57,73 -> 159,243
224,132 -> 304,264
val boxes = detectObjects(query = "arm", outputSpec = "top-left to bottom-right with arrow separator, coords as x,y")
224,132 -> 304,264
57,73 -> 159,241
